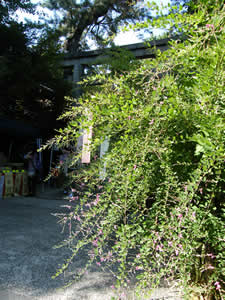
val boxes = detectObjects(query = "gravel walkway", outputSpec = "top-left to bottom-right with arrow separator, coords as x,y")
0,190 -> 182,300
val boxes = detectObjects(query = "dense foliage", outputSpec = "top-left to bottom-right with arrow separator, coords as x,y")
45,0 -> 224,299
0,1 -> 71,129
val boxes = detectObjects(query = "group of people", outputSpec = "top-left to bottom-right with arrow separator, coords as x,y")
24,145 -> 72,196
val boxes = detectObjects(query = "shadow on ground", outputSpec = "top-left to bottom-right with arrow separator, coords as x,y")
0,190 -> 182,300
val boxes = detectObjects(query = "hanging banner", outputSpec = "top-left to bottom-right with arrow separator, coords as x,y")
81,111 -> 92,164
99,137 -> 110,179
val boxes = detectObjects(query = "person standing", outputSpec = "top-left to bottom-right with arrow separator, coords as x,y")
24,149 -> 39,196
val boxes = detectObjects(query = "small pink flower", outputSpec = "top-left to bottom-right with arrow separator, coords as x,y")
93,194 -> 100,205
168,241 -> 173,247
207,253 -> 216,259
111,285 -> 115,289
128,115 -> 131,120
92,239 -> 98,247
100,257 -> 105,262
207,265 -> 214,270
149,119 -> 154,125
192,212 -> 196,218
206,24 -> 214,29
135,266 -> 141,270
178,233 -> 183,238
98,229 -> 103,235
153,86 -> 157,90
178,214 -> 183,220
120,292 -> 126,298
199,188 -> 203,194
96,262 -> 101,266
136,253 -> 141,258
175,249 -> 179,256
214,281 -> 221,290
133,164 -> 137,170
184,185 -> 188,192
156,244 -> 163,252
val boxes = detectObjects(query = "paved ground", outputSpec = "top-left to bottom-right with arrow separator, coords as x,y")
0,189 -> 182,300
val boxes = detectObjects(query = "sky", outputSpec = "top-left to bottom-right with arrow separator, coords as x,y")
16,0 -> 170,47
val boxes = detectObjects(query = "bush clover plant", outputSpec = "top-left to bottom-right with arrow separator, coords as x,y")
43,1 -> 225,299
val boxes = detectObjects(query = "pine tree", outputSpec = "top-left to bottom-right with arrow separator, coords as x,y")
43,0 -> 150,52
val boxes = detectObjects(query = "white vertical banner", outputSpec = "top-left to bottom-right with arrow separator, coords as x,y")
99,137 -> 110,179
81,110 -> 93,164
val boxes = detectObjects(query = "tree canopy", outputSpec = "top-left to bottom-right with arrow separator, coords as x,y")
43,0 -> 150,52
0,1 -> 72,132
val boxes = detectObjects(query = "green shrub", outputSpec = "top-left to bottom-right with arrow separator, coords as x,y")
45,1 -> 225,299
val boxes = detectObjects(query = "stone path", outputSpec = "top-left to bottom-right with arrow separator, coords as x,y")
0,191 -> 182,300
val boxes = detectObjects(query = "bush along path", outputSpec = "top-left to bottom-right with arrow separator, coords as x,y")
43,1 -> 225,299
